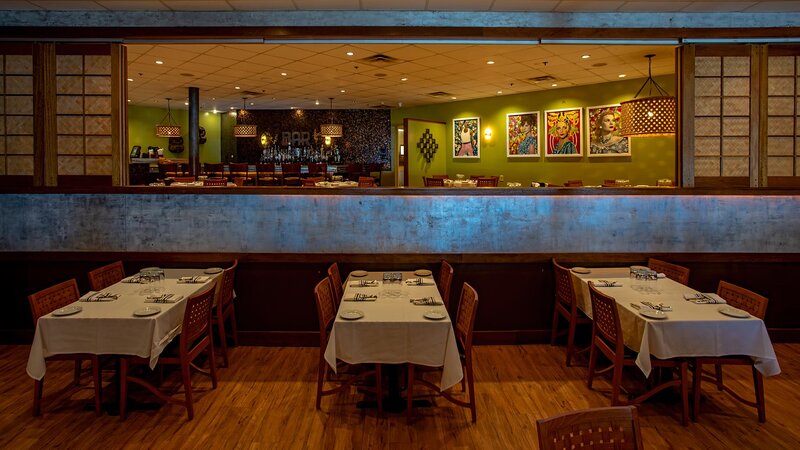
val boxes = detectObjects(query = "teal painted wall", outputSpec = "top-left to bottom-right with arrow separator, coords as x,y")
392,76 -> 676,187
127,105 -> 223,163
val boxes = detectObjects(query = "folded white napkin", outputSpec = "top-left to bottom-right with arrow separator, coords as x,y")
177,276 -> 210,283
405,278 -> 427,286
122,276 -> 143,283
410,297 -> 443,306
343,294 -> 377,302
145,294 -> 183,303
80,291 -> 119,302
657,273 -> 666,279
683,292 -> 727,304
594,280 -> 621,287
349,280 -> 379,287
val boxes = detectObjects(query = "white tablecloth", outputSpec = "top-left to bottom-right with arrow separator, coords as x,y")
324,272 -> 463,391
571,267 -> 780,378
27,268 -> 220,381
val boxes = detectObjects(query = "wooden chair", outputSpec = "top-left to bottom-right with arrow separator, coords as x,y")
358,176 -> 375,187
345,163 -> 363,182
212,260 -> 239,368
158,162 -> 179,179
537,406 -> 644,450
202,162 -> 224,178
365,163 -> 383,186
88,261 -> 125,291
587,283 -> 689,426
227,163 -> 251,183
28,279 -> 102,416
564,180 -> 584,187
233,177 -> 247,187
647,258 -> 690,286
314,277 -> 382,412
425,177 -> 445,187
307,163 -> 328,180
438,260 -> 454,310
255,163 -> 279,186
281,163 -> 302,186
550,259 -> 592,367
327,262 -> 343,309
602,179 -> 618,187
120,283 -> 218,420
203,178 -> 227,186
476,177 -> 497,187
407,282 -> 479,422
693,281 -> 769,422
302,177 -> 324,186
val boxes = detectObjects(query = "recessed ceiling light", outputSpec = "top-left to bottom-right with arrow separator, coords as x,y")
346,51 -> 354,56
127,78 -> 133,82
497,90 -> 502,94
487,60 -> 495,65
401,77 -> 408,81
315,99 -> 320,105
155,60 -> 163,65
340,89 -> 345,93
230,106 -> 235,110
551,83 -> 558,87
184,102 -> 189,105
250,102 -> 254,106
581,54 -> 590,59
451,96 -> 457,100
234,86 -> 240,90
212,109 -> 218,114
126,99 -> 130,102
618,74 -> 627,78
281,72 -> 287,76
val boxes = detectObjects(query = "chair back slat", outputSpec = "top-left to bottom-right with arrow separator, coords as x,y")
588,282 -> 621,345
314,278 -> 336,346
327,263 -> 343,308
438,260 -> 454,309
28,279 -> 81,323
718,280 -> 768,319
88,261 -> 125,291
216,260 -> 238,311
181,283 -> 216,347
647,258 -> 690,286
537,405 -> 643,450
552,259 -> 577,310
358,176 -> 375,187
425,177 -> 445,187
203,163 -> 225,176
455,283 -> 479,352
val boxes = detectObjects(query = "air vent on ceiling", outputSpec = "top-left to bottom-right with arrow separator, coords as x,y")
241,90 -> 263,97
427,91 -> 453,97
360,54 -> 400,65
527,75 -> 556,83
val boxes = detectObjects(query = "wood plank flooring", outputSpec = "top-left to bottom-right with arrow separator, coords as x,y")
1,343 -> 799,449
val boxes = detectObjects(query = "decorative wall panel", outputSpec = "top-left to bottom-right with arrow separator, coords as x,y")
1,53 -> 33,176
767,55 -> 799,177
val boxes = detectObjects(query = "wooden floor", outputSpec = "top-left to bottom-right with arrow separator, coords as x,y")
2,343 -> 800,449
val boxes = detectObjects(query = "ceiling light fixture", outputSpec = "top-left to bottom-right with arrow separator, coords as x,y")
618,74 -> 627,78
581,54 -> 590,59
487,60 -> 495,65
620,54 -> 676,137
233,97 -> 257,138
346,51 -> 354,56
155,60 -> 163,65
320,97 -> 343,138
155,98 -> 181,137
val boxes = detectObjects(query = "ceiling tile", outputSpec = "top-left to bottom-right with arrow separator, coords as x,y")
617,1 -> 691,12
744,0 -> 800,11
0,2 -> 42,10
29,1 -> 105,9
292,0 -> 360,10
227,0 -> 297,10
491,0 -> 559,11
96,1 -> 171,10
680,1 -> 757,12
426,0 -> 493,10
555,1 -> 626,12
361,0 -> 427,9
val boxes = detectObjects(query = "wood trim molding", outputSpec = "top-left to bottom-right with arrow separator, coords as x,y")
678,44 -> 695,188
32,43 -> 56,187
111,43 -> 127,186
750,44 -> 769,187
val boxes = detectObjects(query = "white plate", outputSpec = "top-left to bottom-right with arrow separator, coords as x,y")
133,306 -> 162,317
52,304 -> 82,316
204,267 -> 223,274
571,267 -> 591,274
351,270 -> 368,277
141,267 -> 161,272
718,306 -> 750,318
340,310 -> 364,320
414,269 -> 432,277
639,308 -> 668,320
423,310 -> 447,320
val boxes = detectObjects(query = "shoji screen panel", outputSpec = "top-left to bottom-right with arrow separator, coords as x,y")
767,54 -> 799,178
1,52 -> 34,177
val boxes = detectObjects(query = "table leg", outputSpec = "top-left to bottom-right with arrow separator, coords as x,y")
356,364 -> 431,413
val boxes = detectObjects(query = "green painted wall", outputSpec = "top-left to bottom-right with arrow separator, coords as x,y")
127,105 -> 223,163
392,75 -> 676,187
407,120 -> 447,187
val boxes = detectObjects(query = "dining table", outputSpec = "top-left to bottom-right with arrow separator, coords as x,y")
570,267 -> 780,378
323,270 -> 463,411
27,268 -> 222,381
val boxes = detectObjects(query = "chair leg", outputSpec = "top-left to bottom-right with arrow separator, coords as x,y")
692,361 -> 703,422
181,359 -> 194,420
33,379 -> 43,416
465,355 -> 477,423
680,361 -> 689,426
586,344 -> 598,390
120,358 -> 128,420
316,355 -> 326,410
217,318 -> 229,368
550,306 -> 560,346
753,367 -> 766,423
565,317 -> 577,367
91,357 -> 102,416
208,337 -> 218,389
610,361 -> 623,406
73,360 -> 82,386
407,363 -> 414,421
375,364 -> 382,415
715,364 -> 724,390
229,306 -> 239,347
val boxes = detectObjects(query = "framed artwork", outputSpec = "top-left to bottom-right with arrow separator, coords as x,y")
506,111 -> 540,157
586,104 -> 631,157
544,108 -> 583,157
453,117 -> 480,158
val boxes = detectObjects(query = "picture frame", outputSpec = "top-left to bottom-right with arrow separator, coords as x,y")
453,117 -> 480,158
544,107 -> 583,157
586,104 -> 631,157
506,111 -> 540,157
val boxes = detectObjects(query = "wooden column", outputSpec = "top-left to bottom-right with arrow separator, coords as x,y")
32,43 -> 56,186
678,44 -> 695,188
188,87 -> 200,176
750,44 -> 769,187
111,43 -> 128,186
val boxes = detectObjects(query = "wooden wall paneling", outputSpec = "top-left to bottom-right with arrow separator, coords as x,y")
32,43 -> 56,186
751,45 -> 768,187
679,44 -> 695,187
111,43 -> 126,186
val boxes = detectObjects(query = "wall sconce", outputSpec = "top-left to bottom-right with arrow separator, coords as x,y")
484,127 -> 493,140
324,136 -> 332,146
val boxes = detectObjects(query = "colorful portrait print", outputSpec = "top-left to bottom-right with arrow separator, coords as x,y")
545,108 -> 582,157
507,112 -> 540,157
453,117 -> 480,158
587,104 -> 630,157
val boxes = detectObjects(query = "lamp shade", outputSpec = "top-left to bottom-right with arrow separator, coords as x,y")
619,96 -> 676,137
155,124 -> 181,137
320,123 -> 343,138
233,124 -> 258,138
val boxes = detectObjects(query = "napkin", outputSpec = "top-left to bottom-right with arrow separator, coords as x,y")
80,291 -> 119,302
594,280 -> 621,287
122,276 -> 143,283
657,272 -> 667,279
177,276 -> 210,283
343,294 -> 377,302
145,294 -> 183,304
410,297 -> 443,306
405,278 -> 428,286
683,293 -> 726,304
349,280 -> 379,287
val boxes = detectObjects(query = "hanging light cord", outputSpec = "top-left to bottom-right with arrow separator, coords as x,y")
158,98 -> 178,126
633,54 -> 670,99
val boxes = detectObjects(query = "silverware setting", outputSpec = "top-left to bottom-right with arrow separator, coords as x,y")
353,293 -> 377,301
150,293 -> 174,303
641,301 -> 666,311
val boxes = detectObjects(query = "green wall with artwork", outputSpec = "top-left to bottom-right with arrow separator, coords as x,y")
391,75 -> 676,187
127,105 -> 223,163
407,120 -> 447,187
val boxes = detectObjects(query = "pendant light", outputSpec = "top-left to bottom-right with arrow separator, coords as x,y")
620,54 -> 676,137
320,97 -> 343,138
155,98 -> 181,137
233,98 -> 257,138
